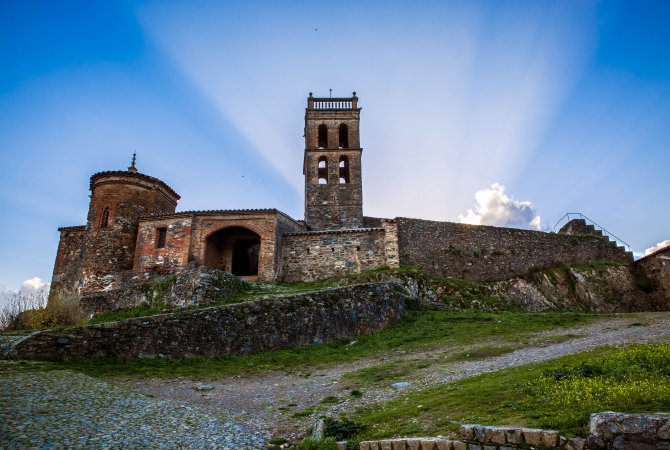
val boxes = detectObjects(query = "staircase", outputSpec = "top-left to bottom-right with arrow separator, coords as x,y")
555,213 -> 634,262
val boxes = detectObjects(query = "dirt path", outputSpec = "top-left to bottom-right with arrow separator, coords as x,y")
115,312 -> 670,441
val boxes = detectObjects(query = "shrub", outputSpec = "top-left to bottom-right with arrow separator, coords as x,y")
323,418 -> 365,440
1,289 -> 84,331
295,437 -> 338,450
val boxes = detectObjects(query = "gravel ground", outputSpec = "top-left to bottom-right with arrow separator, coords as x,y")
117,312 -> 670,439
0,365 -> 268,449
2,312 -> 669,447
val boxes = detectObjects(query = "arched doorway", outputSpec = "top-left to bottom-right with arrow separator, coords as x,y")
204,227 -> 261,277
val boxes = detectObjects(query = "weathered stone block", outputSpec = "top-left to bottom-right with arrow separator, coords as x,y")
434,439 -> 454,450
504,429 -> 523,445
460,425 -> 475,441
406,439 -> 422,450
486,428 -> 506,445
521,428 -> 545,446
419,439 -> 437,450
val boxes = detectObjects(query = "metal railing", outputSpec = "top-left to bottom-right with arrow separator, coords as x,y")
553,212 -> 631,252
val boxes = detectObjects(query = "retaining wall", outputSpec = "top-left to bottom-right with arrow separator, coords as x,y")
359,412 -> 670,449
7,282 -> 408,361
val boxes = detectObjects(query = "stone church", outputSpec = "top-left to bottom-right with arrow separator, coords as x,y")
51,94 -> 634,298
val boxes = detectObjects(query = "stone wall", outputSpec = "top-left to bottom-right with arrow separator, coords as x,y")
396,218 -> 632,282
280,226 -> 398,282
633,246 -> 670,307
359,413 -> 670,449
50,226 -> 86,297
8,282 -> 407,361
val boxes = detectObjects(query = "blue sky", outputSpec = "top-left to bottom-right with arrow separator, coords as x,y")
0,0 -> 669,292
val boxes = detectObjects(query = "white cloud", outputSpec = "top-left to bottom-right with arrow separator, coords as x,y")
645,240 -> 670,256
21,276 -> 48,291
459,183 -> 542,230
0,277 -> 50,310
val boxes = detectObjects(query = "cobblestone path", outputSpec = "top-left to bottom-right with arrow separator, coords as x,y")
0,363 -> 268,449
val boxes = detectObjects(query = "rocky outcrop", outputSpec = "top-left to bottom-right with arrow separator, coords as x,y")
416,264 -> 668,313
79,265 -> 246,317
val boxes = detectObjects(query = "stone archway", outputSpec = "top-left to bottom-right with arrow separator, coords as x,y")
204,227 -> 260,277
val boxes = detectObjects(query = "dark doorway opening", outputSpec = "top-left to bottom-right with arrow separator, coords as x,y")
205,227 -> 261,277
232,239 -> 260,276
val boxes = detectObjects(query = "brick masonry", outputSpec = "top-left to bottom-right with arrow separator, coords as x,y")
396,218 -> 633,282
133,209 -> 304,283
8,282 -> 408,361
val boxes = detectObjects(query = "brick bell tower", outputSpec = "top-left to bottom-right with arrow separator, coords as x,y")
304,92 -> 363,230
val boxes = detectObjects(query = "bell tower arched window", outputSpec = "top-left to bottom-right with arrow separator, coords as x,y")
339,124 -> 349,148
318,124 -> 328,148
318,156 -> 328,184
339,156 -> 350,184
100,207 -> 110,228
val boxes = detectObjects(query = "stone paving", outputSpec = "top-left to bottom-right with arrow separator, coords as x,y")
0,362 -> 268,449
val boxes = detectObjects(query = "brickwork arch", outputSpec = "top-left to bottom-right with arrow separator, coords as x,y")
204,226 -> 261,277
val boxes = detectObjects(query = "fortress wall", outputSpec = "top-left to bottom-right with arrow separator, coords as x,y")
396,218 -> 632,282
280,229 -> 390,282
9,282 -> 407,361
134,216 -> 193,273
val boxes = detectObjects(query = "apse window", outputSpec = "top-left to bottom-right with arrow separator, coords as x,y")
100,207 -> 110,228
156,227 -> 167,249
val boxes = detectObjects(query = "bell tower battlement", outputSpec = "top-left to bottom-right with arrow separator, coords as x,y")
303,92 -> 364,230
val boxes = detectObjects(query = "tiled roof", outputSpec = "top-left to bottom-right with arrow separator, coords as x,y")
285,227 -> 384,236
90,171 -> 180,200
58,225 -> 86,231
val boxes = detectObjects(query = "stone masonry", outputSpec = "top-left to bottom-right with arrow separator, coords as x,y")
359,412 -> 670,449
8,282 -> 408,361
48,93 -> 664,315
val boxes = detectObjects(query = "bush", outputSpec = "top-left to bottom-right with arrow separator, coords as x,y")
323,418 -> 365,440
295,437 -> 337,450
1,289 -> 84,331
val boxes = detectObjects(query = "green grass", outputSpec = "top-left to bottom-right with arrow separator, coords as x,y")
40,310 -> 596,379
346,343 -> 670,441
